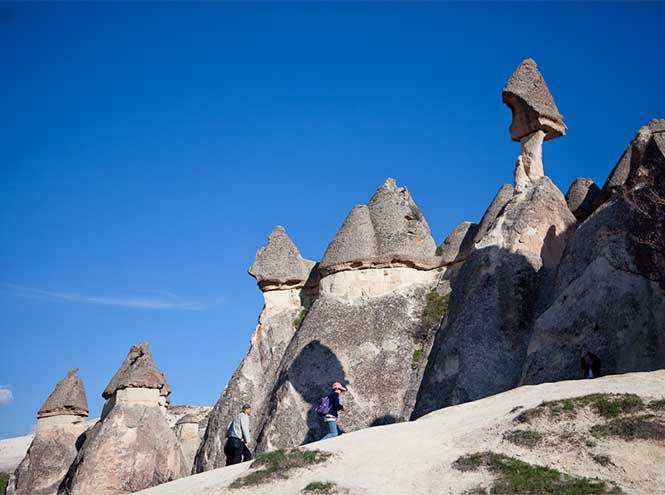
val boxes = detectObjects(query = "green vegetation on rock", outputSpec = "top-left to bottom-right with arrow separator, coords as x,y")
303,481 -> 338,493
230,449 -> 331,489
0,472 -> 9,494
453,452 -> 623,494
648,398 -> 665,410
422,290 -> 450,327
411,348 -> 424,370
504,429 -> 544,448
591,414 -> 665,441
293,307 -> 310,329
515,394 -> 645,423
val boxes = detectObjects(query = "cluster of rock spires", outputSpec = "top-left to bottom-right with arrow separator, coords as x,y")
7,345 -> 210,495
8,58 -> 664,494
195,57 -> 664,472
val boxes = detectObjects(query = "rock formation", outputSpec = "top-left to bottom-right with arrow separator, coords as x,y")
8,369 -> 88,495
194,227 -> 318,472
565,178 -> 601,221
521,120 -> 665,384
59,344 -> 188,495
502,58 -> 566,191
319,178 -> 440,275
414,59 -> 577,417
174,415 -> 202,471
253,178 -> 444,451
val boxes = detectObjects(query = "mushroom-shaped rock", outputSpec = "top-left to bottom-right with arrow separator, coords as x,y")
102,343 -> 170,400
565,178 -> 601,222
61,344 -> 188,495
503,58 -> 566,142
37,368 -> 88,419
437,222 -> 479,264
8,370 -> 89,495
320,178 -> 438,275
503,59 -> 566,186
249,226 -> 318,291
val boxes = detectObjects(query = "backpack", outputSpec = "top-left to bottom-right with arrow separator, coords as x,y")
315,395 -> 331,416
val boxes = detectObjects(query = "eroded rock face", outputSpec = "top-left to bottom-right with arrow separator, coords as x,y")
320,178 -> 439,275
194,230 -> 317,472
413,247 -> 540,418
438,221 -> 479,264
565,178 -> 601,222
477,177 -> 577,267
473,184 -> 514,244
256,283 -> 439,451
8,370 -> 88,495
521,121 -> 665,385
60,344 -> 188,495
174,415 -> 201,472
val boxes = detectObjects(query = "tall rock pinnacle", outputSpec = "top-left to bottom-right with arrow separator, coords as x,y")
503,59 -> 566,189
8,369 -> 89,495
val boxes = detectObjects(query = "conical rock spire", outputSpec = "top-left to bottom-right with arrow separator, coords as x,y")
248,226 -> 317,291
102,343 -> 170,399
320,178 -> 438,275
503,58 -> 566,142
37,368 -> 88,418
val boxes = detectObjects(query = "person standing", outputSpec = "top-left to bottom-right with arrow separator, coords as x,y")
224,404 -> 253,466
322,382 -> 347,440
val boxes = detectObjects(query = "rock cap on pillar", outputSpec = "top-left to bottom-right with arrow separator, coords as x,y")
248,226 -> 318,291
37,368 -> 89,418
503,58 -> 567,142
102,343 -> 171,400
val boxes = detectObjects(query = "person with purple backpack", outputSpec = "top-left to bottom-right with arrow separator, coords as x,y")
315,382 -> 347,440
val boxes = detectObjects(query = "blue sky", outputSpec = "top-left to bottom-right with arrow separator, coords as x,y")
1,2 -> 664,438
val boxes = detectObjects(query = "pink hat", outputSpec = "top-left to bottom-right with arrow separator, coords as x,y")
332,382 -> 347,391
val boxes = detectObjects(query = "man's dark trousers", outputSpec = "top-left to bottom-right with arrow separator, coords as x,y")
224,437 -> 253,466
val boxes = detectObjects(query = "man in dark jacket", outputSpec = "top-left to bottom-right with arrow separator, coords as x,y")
224,404 -> 253,466
322,382 -> 347,440
581,352 -> 602,379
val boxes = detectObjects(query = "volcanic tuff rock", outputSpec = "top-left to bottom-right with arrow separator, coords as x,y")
248,226 -> 318,290
60,343 -> 188,495
194,228 -> 317,472
521,120 -> 665,385
565,178 -> 601,222
320,178 -> 439,275
174,415 -> 202,472
437,222 -> 478,264
472,184 -> 514,244
37,369 -> 88,419
502,58 -> 566,142
102,343 -> 170,400
8,369 -> 88,495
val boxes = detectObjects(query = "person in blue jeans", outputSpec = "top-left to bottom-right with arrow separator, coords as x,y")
322,382 -> 347,439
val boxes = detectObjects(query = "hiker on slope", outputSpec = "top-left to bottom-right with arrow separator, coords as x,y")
320,382 -> 347,440
224,404 -> 253,465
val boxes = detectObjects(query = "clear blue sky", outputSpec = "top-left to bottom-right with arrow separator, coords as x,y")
1,2 -> 664,438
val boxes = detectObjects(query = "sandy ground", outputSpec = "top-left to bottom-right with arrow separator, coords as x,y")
0,434 -> 32,473
136,370 -> 665,495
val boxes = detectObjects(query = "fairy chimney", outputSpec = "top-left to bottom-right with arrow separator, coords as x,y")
503,59 -> 566,190
8,369 -> 89,495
